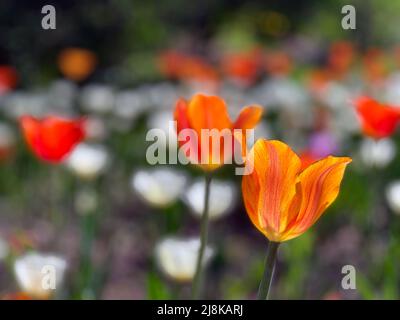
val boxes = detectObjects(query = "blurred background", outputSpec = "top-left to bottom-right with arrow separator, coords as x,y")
1,0 -> 400,299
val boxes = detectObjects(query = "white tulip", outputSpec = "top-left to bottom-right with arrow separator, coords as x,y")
2,91 -> 49,119
131,168 -> 187,208
155,237 -> 214,282
386,181 -> 400,215
251,78 -> 309,112
65,143 -> 109,180
80,84 -> 114,114
48,79 -> 78,110
84,116 -> 108,141
384,72 -> 400,106
184,179 -> 236,220
114,90 -> 147,120
332,105 -> 360,136
14,252 -> 67,299
359,138 -> 396,168
145,82 -> 179,109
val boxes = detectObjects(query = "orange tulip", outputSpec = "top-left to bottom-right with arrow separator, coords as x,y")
242,139 -> 351,242
174,94 -> 263,171
2,292 -> 32,300
221,48 -> 263,86
307,68 -> 333,95
158,50 -> 185,79
362,48 -> 388,84
58,47 -> 97,81
159,50 -> 219,86
353,96 -> 400,139
264,50 -> 292,77
327,41 -> 354,78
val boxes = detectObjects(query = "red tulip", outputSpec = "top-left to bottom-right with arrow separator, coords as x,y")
353,96 -> 400,139
20,115 -> 85,163
0,66 -> 17,94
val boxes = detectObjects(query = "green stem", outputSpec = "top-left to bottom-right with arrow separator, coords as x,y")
78,211 -> 96,297
257,241 -> 280,300
191,174 -> 212,299
76,183 -> 99,299
49,165 -> 62,227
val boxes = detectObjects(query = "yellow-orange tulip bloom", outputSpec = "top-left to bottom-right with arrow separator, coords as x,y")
174,94 -> 263,171
242,139 -> 351,242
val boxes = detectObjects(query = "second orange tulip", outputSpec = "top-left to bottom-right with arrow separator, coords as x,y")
174,94 -> 263,171
242,139 -> 351,242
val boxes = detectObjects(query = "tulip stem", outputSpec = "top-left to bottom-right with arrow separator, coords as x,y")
191,174 -> 212,299
49,165 -> 62,227
257,241 -> 280,300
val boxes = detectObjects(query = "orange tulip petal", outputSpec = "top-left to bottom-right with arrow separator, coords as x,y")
174,98 -> 201,165
174,98 -> 191,133
186,94 -> 233,170
242,147 -> 263,235
283,156 -> 352,240
232,105 -> 263,162
233,105 -> 263,130
242,140 -> 302,241
187,94 -> 232,132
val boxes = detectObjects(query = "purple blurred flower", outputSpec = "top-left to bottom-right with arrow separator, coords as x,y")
308,130 -> 339,158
